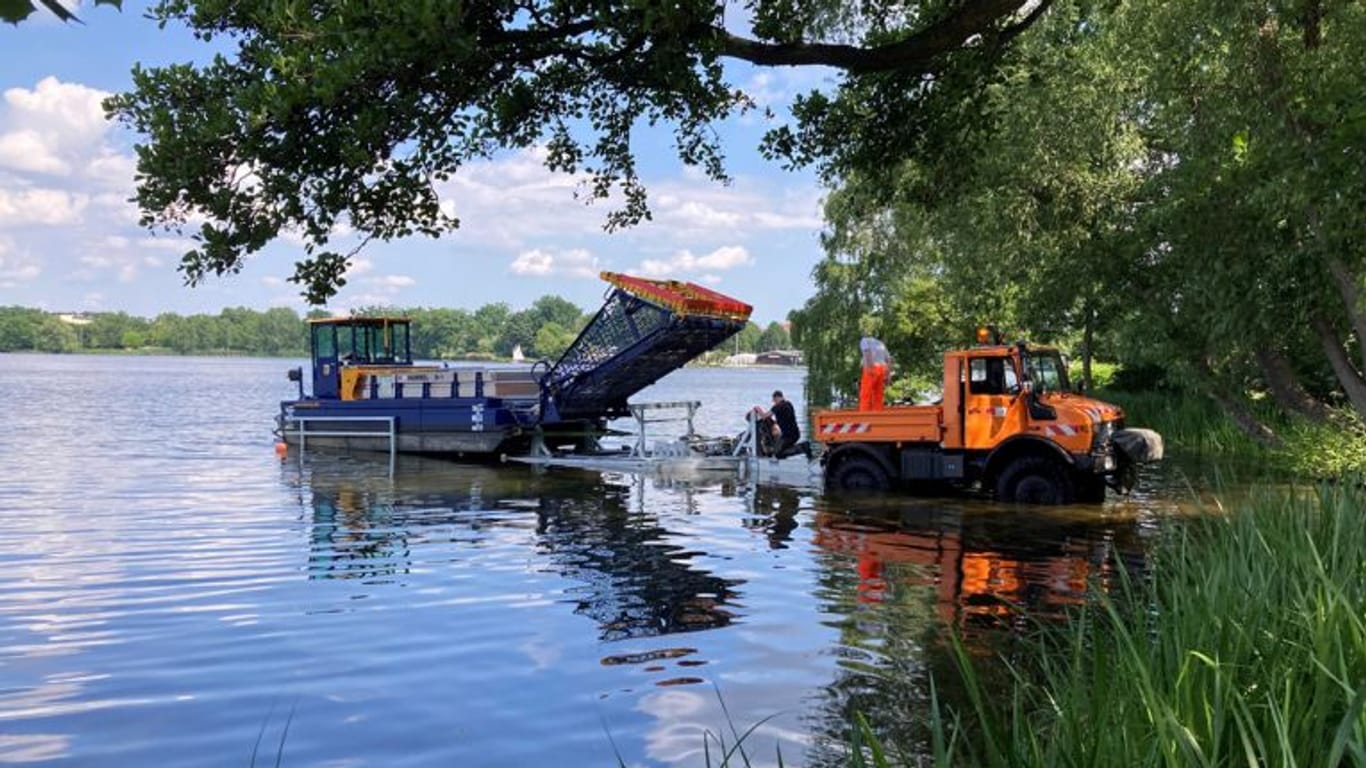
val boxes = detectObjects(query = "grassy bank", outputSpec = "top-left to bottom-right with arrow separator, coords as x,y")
918,484 -> 1366,767
1102,389 -> 1366,478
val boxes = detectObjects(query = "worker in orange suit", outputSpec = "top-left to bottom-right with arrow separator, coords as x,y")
859,336 -> 891,410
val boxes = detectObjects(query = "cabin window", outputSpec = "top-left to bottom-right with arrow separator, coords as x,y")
969,357 -> 1019,395
392,323 -> 409,362
313,325 -> 336,358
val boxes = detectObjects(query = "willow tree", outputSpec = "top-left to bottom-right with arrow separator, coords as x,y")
791,0 -> 1148,400
107,0 -> 1049,303
794,0 -> 1366,426
1126,0 -> 1366,422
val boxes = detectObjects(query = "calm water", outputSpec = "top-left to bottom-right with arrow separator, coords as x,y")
0,355 -> 1194,766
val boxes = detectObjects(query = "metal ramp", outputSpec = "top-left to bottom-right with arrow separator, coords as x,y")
544,272 -> 752,420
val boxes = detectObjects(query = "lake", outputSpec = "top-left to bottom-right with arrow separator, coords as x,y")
0,355 -> 1194,766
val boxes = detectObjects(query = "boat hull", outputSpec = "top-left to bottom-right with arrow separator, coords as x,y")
278,396 -> 536,458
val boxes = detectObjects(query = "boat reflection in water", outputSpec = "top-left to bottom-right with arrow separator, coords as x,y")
287,454 -> 1156,765
297,457 -> 743,641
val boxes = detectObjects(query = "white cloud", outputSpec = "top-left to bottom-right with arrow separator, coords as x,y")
0,130 -> 70,175
738,67 -> 837,110
346,257 -> 374,277
136,236 -> 195,253
435,146 -> 823,251
0,187 -> 88,226
509,247 -> 601,279
332,259 -> 417,309
638,245 -> 751,277
666,200 -> 743,230
281,220 -> 356,247
0,237 -> 41,288
369,274 -> 415,289
74,232 -> 179,283
0,77 -> 118,182
86,153 -> 138,188
509,249 -> 552,276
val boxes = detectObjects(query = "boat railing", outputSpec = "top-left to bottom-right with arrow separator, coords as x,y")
281,414 -> 398,472
355,368 -> 539,401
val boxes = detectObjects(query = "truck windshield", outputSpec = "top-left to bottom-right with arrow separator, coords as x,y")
1025,350 -> 1071,393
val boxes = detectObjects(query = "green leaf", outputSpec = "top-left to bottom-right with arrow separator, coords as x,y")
1,0 -> 121,24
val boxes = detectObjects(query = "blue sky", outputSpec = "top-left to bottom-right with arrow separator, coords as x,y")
0,2 -> 838,324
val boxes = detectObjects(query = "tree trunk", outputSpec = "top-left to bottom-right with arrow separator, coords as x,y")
1312,313 -> 1366,421
1209,390 -> 1282,448
1325,255 -> 1366,372
1195,359 -> 1281,447
1082,302 -> 1094,392
1254,347 -> 1330,422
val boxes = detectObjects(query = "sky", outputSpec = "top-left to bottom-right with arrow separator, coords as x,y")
0,2 -> 840,324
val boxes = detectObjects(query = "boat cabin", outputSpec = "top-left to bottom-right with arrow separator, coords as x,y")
304,316 -> 539,403
309,316 -> 413,399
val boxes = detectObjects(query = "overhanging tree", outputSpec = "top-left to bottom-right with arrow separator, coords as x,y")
106,0 -> 1050,304
0,0 -> 119,24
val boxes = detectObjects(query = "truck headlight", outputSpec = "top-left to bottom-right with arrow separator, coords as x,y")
1093,420 -> 1115,450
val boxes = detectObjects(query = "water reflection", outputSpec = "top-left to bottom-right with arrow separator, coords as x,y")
296,458 -> 744,642
743,484 -> 803,548
2,357 -> 1204,767
801,497 -> 1154,764
533,477 -> 743,641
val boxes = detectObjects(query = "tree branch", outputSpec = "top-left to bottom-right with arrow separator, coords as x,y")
714,0 -> 1031,73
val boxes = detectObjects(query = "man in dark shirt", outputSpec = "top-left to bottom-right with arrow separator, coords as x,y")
762,390 -> 801,457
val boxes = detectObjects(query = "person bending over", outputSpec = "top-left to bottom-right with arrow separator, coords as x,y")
756,390 -> 802,457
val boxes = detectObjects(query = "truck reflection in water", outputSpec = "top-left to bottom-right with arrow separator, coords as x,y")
794,488 -> 1153,767
298,458 -> 743,641
811,502 -> 1144,633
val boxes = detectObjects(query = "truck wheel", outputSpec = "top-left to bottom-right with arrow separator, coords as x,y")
830,456 -> 891,492
1075,474 -> 1108,504
995,457 -> 1074,505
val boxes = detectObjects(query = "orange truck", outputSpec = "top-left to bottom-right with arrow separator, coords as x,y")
814,329 -> 1163,503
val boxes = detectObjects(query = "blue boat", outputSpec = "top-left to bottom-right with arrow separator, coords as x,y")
276,272 -> 753,459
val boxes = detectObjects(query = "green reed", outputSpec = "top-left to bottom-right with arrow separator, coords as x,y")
1104,390 -> 1366,477
1101,390 -> 1272,459
929,484 -> 1366,767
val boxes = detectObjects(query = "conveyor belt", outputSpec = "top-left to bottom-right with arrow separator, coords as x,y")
545,273 -> 752,420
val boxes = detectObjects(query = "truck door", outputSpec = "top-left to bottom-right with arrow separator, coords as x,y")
964,356 -> 1022,450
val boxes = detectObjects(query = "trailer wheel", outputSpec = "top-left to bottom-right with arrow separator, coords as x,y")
995,456 -> 1074,505
830,456 -> 892,492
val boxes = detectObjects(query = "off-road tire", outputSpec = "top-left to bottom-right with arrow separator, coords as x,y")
1074,474 -> 1108,504
995,456 -> 1074,505
830,456 -> 892,492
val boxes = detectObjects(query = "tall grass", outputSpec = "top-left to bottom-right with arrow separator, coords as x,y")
1104,389 -> 1366,477
931,485 -> 1366,767
1102,390 -> 1275,459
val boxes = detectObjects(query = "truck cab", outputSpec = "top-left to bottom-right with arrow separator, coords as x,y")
814,333 -> 1162,503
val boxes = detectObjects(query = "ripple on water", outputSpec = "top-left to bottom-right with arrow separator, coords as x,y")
0,357 -> 1193,766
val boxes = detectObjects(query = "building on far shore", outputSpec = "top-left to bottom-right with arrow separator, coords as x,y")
56,312 -> 93,326
755,350 -> 803,366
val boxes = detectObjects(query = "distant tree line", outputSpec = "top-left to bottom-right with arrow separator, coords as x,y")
0,299 -> 793,360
